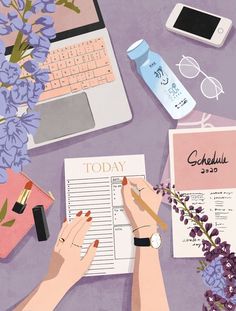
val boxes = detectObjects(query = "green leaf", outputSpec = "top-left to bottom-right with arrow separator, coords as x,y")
1,219 -> 16,227
215,302 -> 225,310
56,0 -> 80,14
0,199 -> 8,223
64,2 -> 80,13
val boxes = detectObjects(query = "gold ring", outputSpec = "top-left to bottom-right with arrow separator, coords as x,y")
72,243 -> 82,248
138,187 -> 146,192
59,238 -> 65,242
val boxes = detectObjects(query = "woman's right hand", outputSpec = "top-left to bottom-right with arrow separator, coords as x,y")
121,177 -> 162,237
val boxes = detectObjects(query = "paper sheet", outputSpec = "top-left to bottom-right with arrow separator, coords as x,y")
64,155 -> 146,276
169,127 -> 236,258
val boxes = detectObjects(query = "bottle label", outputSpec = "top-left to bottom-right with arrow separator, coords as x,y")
152,63 -> 188,110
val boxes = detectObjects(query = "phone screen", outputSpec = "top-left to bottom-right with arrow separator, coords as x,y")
174,7 -> 221,39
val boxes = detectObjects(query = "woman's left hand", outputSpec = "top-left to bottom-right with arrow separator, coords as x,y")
46,210 -> 99,288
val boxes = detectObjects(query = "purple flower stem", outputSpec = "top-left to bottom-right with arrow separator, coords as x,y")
20,74 -> 34,80
9,0 -> 32,63
20,52 -> 32,61
162,187 -> 218,249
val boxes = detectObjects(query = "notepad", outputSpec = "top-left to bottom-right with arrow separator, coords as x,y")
64,155 -> 146,276
0,170 -> 54,259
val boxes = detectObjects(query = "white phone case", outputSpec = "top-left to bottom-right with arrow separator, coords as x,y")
166,3 -> 232,47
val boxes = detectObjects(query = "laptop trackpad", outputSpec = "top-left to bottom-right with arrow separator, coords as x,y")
33,92 -> 95,144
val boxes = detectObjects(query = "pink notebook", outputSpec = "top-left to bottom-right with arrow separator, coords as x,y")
161,110 -> 236,204
0,169 -> 54,259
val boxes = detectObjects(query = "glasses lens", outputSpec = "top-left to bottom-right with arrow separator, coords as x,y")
177,56 -> 200,79
201,77 -> 224,100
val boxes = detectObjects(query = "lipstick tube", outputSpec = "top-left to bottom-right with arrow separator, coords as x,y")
12,181 -> 33,214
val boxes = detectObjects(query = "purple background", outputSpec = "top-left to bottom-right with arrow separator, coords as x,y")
1,0 -> 236,310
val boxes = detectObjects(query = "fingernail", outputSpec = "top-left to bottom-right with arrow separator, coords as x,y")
85,211 -> 91,217
64,218 -> 67,222
94,240 -> 99,248
76,211 -> 82,217
87,217 -> 92,222
122,176 -> 127,186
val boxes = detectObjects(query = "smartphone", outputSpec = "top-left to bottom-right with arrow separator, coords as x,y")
166,3 -> 232,47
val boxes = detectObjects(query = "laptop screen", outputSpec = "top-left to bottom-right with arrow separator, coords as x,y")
3,0 -> 103,52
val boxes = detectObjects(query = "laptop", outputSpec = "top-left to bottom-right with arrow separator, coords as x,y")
5,0 -> 132,149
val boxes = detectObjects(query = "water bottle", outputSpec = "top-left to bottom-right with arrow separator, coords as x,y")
127,39 -> 196,119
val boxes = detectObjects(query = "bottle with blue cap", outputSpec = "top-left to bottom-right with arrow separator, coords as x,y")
127,39 -> 196,119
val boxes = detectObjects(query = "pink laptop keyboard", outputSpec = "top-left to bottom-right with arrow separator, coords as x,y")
38,37 -> 115,102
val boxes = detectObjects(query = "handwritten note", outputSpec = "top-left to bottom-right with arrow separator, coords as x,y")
64,155 -> 145,275
169,127 -> 236,257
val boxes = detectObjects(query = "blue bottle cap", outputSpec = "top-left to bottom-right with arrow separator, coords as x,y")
127,39 -> 149,60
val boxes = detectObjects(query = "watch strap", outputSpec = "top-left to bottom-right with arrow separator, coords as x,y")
134,237 -> 151,247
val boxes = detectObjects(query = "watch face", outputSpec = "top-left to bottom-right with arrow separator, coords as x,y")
150,233 -> 161,249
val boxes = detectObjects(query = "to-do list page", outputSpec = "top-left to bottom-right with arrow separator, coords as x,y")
64,155 -> 145,276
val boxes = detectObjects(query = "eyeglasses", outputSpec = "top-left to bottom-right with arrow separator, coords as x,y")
176,55 -> 224,100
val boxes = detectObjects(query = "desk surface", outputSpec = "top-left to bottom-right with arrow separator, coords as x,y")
1,1 -> 236,310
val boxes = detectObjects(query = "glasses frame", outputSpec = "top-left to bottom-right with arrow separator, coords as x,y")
176,55 -> 224,100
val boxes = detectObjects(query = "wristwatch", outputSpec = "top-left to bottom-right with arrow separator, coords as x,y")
134,232 -> 161,249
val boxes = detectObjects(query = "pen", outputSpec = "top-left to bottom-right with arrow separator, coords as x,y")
131,186 -> 168,232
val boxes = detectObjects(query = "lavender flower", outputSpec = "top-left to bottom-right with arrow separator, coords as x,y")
154,182 -> 236,310
0,24 -> 12,35
206,223 -> 213,232
28,33 -> 50,50
41,0 -> 56,13
40,25 -> 56,39
201,215 -> 209,222
0,146 -> 15,168
0,0 -> 80,185
20,111 -> 41,135
27,82 -> 45,109
0,13 -> 8,24
0,0 -> 11,7
35,16 -> 54,27
22,23 -> 32,35
0,117 -> 28,150
224,301 -> 235,310
17,0 -> 25,11
0,87 -> 18,117
202,257 -> 226,296
31,0 -> 56,14
221,253 -> 236,272
211,229 -> 219,238
196,206 -> 203,213
0,167 -> 7,183
11,144 -> 30,173
209,305 -> 220,311
23,59 -> 39,74
31,46 -> 49,62
34,68 -> 49,83
0,61 -> 21,84
7,11 -> 18,21
225,285 -> 236,299
11,79 -> 33,104
8,11 -> 24,31
0,41 -> 6,54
